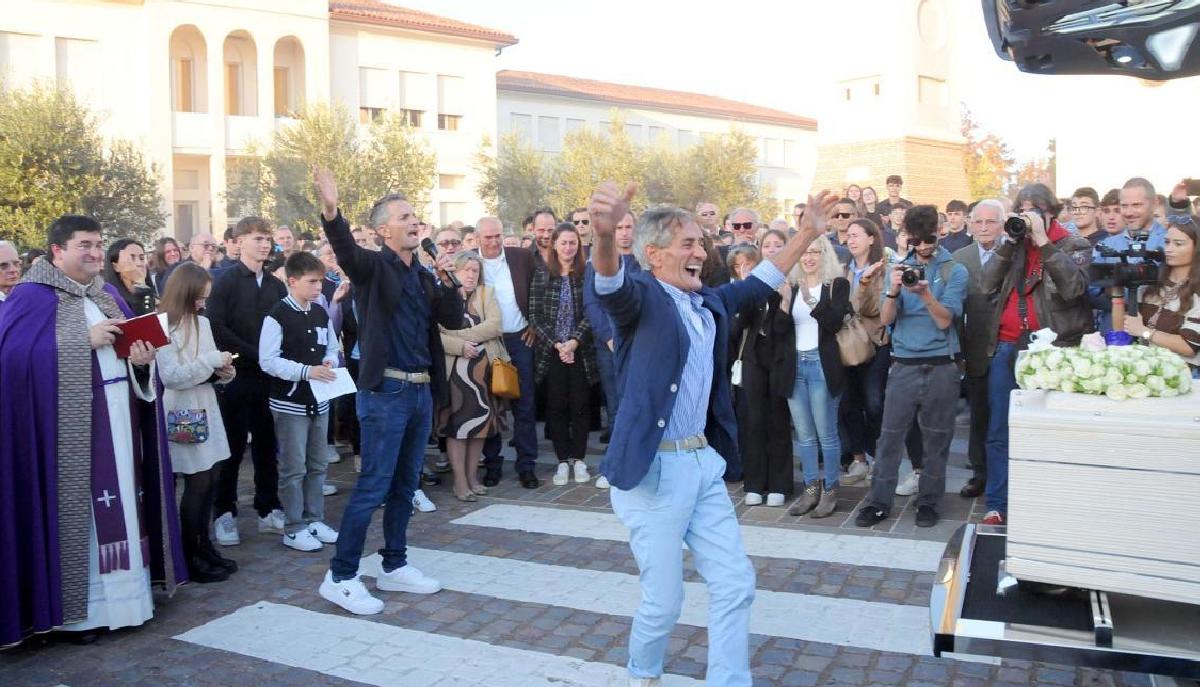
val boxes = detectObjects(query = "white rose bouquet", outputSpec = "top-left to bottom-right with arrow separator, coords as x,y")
1015,345 -> 1193,400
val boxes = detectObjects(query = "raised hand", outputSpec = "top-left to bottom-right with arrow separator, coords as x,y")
313,166 -> 339,221
800,190 -> 838,239
588,181 -> 637,240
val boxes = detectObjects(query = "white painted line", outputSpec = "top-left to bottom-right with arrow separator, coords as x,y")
452,504 -> 944,572
362,549 -> 933,656
176,601 -> 701,687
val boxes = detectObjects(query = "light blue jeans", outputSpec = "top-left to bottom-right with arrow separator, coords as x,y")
787,349 -> 842,489
610,446 -> 756,686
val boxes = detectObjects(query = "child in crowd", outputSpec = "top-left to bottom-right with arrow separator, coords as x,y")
260,252 -> 342,551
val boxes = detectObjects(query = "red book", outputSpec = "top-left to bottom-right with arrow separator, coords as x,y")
113,312 -> 169,358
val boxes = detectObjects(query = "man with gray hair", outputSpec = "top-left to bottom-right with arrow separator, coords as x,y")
589,180 -> 835,686
0,240 -> 19,306
726,207 -> 758,246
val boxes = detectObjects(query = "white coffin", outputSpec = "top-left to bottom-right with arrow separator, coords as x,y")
1006,388 -> 1200,605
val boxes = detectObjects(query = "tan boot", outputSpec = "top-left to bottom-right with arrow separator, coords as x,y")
788,482 -> 820,516
812,485 -> 838,518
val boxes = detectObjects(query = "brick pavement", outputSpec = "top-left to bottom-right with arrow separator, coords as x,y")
0,419 -> 1158,687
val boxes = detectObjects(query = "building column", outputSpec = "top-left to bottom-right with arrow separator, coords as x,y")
205,29 -> 227,233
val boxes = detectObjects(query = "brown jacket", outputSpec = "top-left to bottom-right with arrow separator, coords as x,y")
439,285 -> 508,365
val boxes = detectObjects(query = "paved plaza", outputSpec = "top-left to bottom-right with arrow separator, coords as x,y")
0,418 -> 1154,687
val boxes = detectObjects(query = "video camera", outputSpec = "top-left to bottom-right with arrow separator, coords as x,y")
1088,233 -> 1164,289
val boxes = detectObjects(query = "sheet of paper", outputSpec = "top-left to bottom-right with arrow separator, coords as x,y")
309,367 -> 357,404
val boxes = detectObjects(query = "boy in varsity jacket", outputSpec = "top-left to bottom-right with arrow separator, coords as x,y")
259,252 -> 343,552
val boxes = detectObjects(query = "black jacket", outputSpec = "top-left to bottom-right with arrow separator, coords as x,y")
323,212 -> 462,403
207,260 -> 288,375
781,280 -> 850,397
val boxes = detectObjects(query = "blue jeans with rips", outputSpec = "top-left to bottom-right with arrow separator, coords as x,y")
330,378 -> 431,581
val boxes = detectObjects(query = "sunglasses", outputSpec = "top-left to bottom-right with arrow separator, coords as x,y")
573,219 -> 590,226
913,234 -> 938,245
437,239 -> 462,248
834,212 -> 853,219
731,222 -> 755,230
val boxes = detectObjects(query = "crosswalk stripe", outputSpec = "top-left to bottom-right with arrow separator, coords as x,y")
175,601 -> 701,686
451,504 -> 944,572
362,548 -> 933,656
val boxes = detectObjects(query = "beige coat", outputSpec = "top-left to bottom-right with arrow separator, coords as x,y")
439,285 -> 509,365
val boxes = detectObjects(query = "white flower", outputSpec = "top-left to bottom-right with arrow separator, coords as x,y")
1106,383 -> 1128,400
1146,376 -> 1166,392
1127,383 -> 1150,399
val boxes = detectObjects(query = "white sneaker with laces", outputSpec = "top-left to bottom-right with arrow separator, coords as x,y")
213,512 -> 239,546
595,475 -> 610,490
307,521 -> 339,544
258,508 -> 285,534
572,460 -> 590,484
553,462 -> 570,486
895,470 -> 921,496
842,460 -> 870,485
412,489 -> 436,513
376,564 -> 442,594
282,528 -> 323,552
765,492 -> 785,507
322,483 -> 338,496
744,492 -> 764,506
319,571 -> 384,615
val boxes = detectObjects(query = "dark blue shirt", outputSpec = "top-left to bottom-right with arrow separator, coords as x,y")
386,253 -> 432,372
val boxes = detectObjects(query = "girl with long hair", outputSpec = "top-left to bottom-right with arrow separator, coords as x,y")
155,262 -> 238,582
150,237 -> 183,295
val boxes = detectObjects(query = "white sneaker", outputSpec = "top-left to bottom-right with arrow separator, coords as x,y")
307,521 -> 339,544
572,460 -> 590,484
629,677 -> 661,687
353,454 -> 362,473
376,564 -> 441,594
595,475 -> 610,490
896,470 -> 921,496
744,492 -> 764,506
327,446 -> 342,464
282,528 -> 323,552
553,462 -> 570,486
258,508 -> 285,534
319,571 -> 384,615
842,460 -> 870,485
213,512 -> 239,546
412,489 -> 436,513
322,483 -> 338,496
766,492 -> 785,507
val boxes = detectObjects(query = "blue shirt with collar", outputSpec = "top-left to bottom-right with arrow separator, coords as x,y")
593,260 -> 785,490
385,251 -> 432,372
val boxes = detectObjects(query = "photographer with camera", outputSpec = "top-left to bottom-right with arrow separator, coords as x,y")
1121,181 -> 1200,375
1089,177 -> 1168,332
979,183 -> 1093,526
855,205 -> 967,530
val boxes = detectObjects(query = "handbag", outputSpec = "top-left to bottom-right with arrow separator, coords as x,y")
490,357 -> 521,400
166,408 -> 209,444
836,312 -> 877,366
730,328 -> 750,387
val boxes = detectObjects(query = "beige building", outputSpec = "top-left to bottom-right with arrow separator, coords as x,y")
0,0 -> 514,241
497,70 -> 819,220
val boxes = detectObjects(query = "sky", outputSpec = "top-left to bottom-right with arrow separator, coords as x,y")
398,0 -> 1199,163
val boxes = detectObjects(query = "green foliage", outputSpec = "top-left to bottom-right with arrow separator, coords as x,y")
0,84 -> 165,248
227,102 -> 438,233
474,110 -> 778,231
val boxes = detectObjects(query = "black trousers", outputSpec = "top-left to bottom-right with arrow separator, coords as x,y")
213,373 -> 280,519
739,362 -> 795,496
964,374 -> 990,481
545,355 -> 590,462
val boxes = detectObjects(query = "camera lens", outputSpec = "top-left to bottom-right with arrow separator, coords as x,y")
1004,216 -> 1028,239
901,267 -> 920,287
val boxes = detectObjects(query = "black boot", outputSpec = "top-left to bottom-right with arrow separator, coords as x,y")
186,536 -> 231,583
198,535 -> 238,573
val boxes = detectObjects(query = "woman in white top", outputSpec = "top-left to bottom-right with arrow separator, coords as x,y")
155,262 -> 237,583
786,236 -> 852,518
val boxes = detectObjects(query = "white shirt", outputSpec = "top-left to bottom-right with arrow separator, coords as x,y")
481,250 -> 530,334
791,287 -> 820,351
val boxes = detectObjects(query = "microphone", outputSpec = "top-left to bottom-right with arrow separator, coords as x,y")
420,237 -> 461,288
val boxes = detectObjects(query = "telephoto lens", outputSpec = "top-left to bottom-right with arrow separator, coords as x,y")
1004,215 -> 1028,240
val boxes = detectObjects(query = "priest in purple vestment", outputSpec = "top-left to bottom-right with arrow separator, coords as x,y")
0,215 -> 186,648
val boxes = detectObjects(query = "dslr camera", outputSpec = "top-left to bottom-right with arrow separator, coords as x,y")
1004,209 -> 1047,241
1089,232 -> 1164,289
901,263 -> 926,287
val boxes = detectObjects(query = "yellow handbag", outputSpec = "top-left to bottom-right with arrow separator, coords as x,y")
490,357 -> 520,399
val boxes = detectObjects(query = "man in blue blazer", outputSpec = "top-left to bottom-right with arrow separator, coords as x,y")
590,182 -> 835,687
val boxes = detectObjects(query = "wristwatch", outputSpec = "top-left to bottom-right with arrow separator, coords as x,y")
1140,329 -> 1153,345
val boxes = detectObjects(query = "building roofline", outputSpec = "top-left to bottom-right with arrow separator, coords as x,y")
329,2 -> 517,48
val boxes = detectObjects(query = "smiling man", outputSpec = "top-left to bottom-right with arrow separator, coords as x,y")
589,182 -> 833,687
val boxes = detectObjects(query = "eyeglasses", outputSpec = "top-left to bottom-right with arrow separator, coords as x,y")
731,222 -> 755,230
573,219 -> 590,226
834,212 -> 853,219
437,239 -> 462,248
1069,205 -> 1096,213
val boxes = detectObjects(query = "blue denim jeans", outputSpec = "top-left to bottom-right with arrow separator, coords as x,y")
985,343 -> 1019,514
787,350 -> 842,489
594,340 -> 620,424
610,446 -> 755,686
483,331 -> 538,473
330,378 -> 431,581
